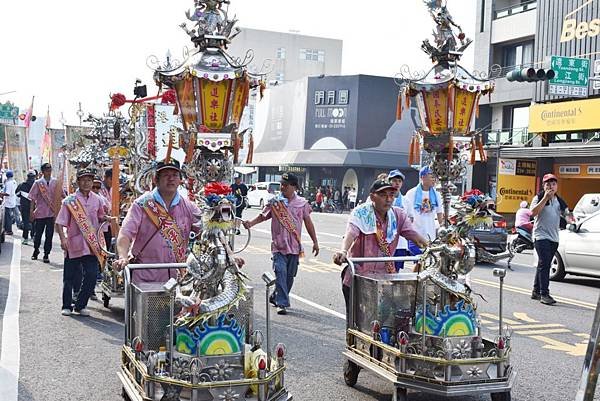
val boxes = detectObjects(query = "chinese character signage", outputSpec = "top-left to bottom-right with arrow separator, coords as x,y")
174,76 -> 198,131
200,79 -> 232,131
496,158 -> 537,213
423,89 -> 448,134
549,56 -> 590,98
313,88 -> 350,130
452,89 -> 476,134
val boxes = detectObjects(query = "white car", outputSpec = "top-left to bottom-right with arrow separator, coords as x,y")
246,182 -> 280,208
551,211 -> 600,281
573,193 -> 600,221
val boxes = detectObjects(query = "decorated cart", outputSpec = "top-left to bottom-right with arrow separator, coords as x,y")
342,1 -> 515,400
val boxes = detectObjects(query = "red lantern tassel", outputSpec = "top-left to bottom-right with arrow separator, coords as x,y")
405,89 -> 411,110
447,134 -> 454,161
233,134 -> 240,164
478,135 -> 486,162
165,134 -> 173,163
396,92 -> 403,120
245,134 -> 254,164
470,138 -> 476,165
414,136 -> 421,165
408,136 -> 415,165
448,86 -> 455,114
475,96 -> 480,119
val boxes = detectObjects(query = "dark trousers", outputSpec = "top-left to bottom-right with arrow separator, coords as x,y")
62,255 -> 98,311
33,217 -> 54,255
4,207 -> 15,233
272,253 -> 299,308
533,239 -> 559,296
394,248 -> 408,271
19,204 -> 32,239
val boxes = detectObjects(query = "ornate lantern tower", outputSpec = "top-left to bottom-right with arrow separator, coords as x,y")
152,0 -> 267,188
397,0 -> 499,223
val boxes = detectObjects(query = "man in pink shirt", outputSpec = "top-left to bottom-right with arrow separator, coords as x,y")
333,179 -> 428,313
243,172 -> 319,315
29,162 -> 61,263
515,200 -> 533,232
113,159 -> 201,284
55,169 -> 108,317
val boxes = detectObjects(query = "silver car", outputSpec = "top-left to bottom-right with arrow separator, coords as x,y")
550,211 -> 600,281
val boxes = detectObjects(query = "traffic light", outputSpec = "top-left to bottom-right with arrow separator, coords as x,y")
506,67 -> 556,82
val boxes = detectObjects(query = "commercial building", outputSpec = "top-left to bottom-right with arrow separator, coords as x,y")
474,0 -> 600,213
249,74 -> 419,201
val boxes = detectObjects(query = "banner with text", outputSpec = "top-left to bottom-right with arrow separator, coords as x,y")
4,125 -> 29,182
496,158 -> 537,213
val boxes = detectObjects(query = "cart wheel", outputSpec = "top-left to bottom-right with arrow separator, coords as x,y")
121,387 -> 131,401
103,293 -> 110,308
392,386 -> 408,401
343,360 -> 360,387
491,391 -> 511,401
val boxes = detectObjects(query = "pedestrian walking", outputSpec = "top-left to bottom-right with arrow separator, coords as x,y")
388,169 -> 414,271
348,187 -> 357,209
29,163 -> 61,263
243,172 -> 319,315
16,171 -> 36,244
530,173 -> 572,305
333,179 -> 427,314
405,166 -> 444,250
230,173 -> 248,234
112,159 -> 201,283
55,169 -> 109,317
0,170 -> 17,235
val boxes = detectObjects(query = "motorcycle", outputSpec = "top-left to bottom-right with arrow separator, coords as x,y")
509,225 -> 533,254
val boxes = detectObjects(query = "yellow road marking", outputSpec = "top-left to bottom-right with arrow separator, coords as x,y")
479,312 -> 524,326
513,312 -> 538,323
472,278 -> 596,310
479,319 -> 494,325
575,333 -> 591,340
513,328 -> 571,335
529,335 -> 588,356
510,323 -> 564,330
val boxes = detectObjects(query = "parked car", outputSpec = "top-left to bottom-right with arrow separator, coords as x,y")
470,210 -> 508,254
572,193 -> 600,221
246,182 -> 281,208
551,211 -> 600,281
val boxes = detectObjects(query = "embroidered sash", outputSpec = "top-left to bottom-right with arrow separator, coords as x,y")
374,219 -> 395,273
39,181 -> 59,215
271,200 -> 304,257
64,195 -> 107,266
138,196 -> 187,263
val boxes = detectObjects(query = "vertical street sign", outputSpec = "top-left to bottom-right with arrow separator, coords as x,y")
549,56 -> 590,98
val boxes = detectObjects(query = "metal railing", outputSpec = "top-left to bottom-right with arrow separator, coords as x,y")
485,127 -> 532,146
494,0 -> 537,20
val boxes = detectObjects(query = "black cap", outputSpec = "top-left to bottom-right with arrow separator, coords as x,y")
41,163 -> 52,171
156,158 -> 181,173
280,172 -> 299,187
76,168 -> 97,179
370,179 -> 395,193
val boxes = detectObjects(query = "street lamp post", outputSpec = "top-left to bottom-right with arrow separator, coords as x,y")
76,102 -> 84,126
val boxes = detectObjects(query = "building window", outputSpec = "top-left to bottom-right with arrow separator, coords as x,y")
276,47 -> 286,59
502,41 -> 533,68
300,48 -> 325,62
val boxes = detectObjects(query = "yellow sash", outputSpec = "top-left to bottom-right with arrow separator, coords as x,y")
270,200 -> 304,257
38,181 -> 59,215
64,195 -> 107,266
138,195 -> 187,263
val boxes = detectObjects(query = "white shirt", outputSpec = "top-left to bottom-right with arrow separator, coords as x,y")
393,194 -> 414,249
405,185 -> 443,242
3,179 -> 17,208
348,191 -> 357,202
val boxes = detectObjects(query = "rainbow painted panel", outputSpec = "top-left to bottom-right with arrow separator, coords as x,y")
175,314 -> 245,356
414,300 -> 477,337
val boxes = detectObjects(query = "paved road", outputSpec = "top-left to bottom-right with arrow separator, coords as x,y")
0,209 -> 599,400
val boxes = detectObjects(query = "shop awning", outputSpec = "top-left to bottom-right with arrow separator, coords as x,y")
248,149 -> 409,169
499,144 -> 600,159
234,166 -> 257,175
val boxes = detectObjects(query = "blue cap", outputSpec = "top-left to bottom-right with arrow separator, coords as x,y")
388,169 -> 405,181
419,166 -> 432,177
5,170 -> 13,178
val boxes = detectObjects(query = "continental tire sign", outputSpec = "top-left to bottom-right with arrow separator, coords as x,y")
496,158 -> 537,214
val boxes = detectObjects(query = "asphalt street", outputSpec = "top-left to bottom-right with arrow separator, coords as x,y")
1,208 -> 599,401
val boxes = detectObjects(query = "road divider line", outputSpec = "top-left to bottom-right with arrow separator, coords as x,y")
513,328 -> 571,335
472,278 -> 596,310
507,323 -> 564,330
289,293 -> 346,320
479,312 -> 523,326
513,312 -> 538,323
0,239 -> 22,401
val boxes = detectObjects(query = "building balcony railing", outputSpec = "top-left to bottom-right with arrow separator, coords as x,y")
485,127 -> 533,146
493,0 -> 537,20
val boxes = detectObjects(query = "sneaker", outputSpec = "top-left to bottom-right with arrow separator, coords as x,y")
61,309 -> 72,316
43,255 -> 50,263
74,308 -> 91,316
277,306 -> 287,315
235,229 -> 241,235
540,295 -> 557,305
31,250 -> 39,260
531,291 -> 541,300
269,293 -> 277,307
90,293 -> 98,301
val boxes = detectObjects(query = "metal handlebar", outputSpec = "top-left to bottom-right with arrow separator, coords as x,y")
346,256 -> 421,276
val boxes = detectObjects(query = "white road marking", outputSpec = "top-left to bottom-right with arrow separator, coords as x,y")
289,293 -> 346,320
0,239 -> 22,401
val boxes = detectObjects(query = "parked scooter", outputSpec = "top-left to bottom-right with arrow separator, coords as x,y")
509,225 -> 533,253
